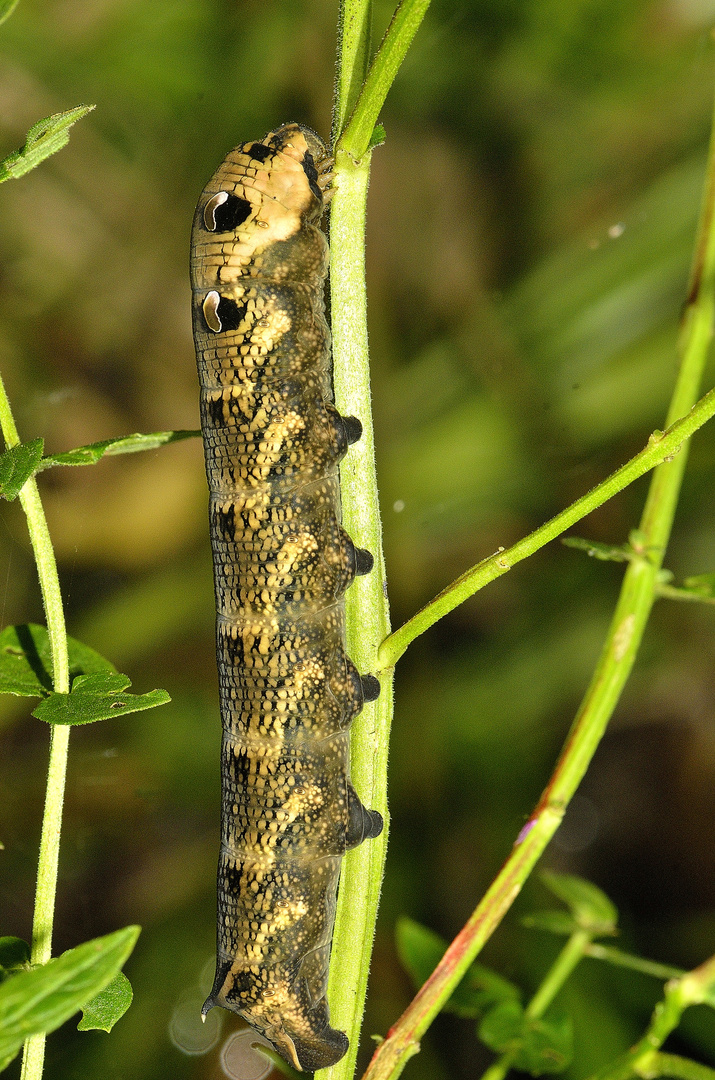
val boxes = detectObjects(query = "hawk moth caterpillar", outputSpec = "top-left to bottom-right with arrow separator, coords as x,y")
190,122 -> 383,1072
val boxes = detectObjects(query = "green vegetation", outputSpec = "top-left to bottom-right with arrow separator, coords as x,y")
2,1 -> 715,1080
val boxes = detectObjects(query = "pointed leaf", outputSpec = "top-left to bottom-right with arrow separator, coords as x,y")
479,1001 -> 573,1076
561,536 -> 632,563
396,917 -> 519,1018
540,873 -> 617,935
521,911 -> 579,937
32,670 -> 170,725
38,429 -> 200,470
0,925 -> 139,1071
0,439 -> 43,500
0,106 -> 95,183
77,972 -> 132,1032
0,624 -> 115,698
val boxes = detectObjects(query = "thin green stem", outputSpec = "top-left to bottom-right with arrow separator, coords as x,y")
0,372 -> 71,1080
584,945 -> 685,982
587,956 -> 715,1080
338,0 -> 432,159
481,931 -> 592,1080
379,383 -> 715,669
321,68 -> 393,1080
361,79 -> 715,1080
526,930 -> 590,1018
333,0 -> 373,143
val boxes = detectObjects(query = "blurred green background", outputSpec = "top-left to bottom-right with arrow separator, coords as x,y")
3,0 -> 715,1077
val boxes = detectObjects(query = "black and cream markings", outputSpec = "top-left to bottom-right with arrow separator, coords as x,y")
190,123 -> 382,1072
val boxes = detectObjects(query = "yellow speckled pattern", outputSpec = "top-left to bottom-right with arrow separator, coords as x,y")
191,123 -> 382,1072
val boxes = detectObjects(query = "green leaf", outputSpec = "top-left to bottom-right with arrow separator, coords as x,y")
540,872 -> 618,935
0,925 -> 139,1071
38,429 -> 200,471
521,911 -> 579,937
478,1001 -> 573,1075
396,917 -> 520,1018
367,124 -> 387,151
0,106 -> 95,183
77,971 -> 133,1032
0,938 -> 30,980
683,573 -> 715,597
561,536 -> 632,563
32,671 -> 170,725
0,0 -> 20,26
0,624 -> 115,698
0,439 -> 43,500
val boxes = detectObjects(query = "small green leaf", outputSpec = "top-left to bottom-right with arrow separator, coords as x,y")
0,0 -> 20,26
367,124 -> 386,151
478,1001 -> 573,1075
0,938 -> 30,980
77,971 -> 132,1032
561,536 -> 632,563
683,573 -> 715,596
396,917 -> 520,1018
0,439 -> 43,500
540,873 -> 618,936
0,925 -> 139,1071
0,624 -> 115,698
38,429 -> 200,470
32,671 -> 170,725
521,911 -> 579,937
0,106 -> 95,183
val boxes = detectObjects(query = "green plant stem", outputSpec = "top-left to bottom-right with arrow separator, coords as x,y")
339,0 -> 432,159
587,955 -> 715,1080
333,0 -> 373,142
584,945 -> 685,982
322,49 -> 393,1080
0,372 -> 71,1080
379,382 -> 715,668
361,83 -> 715,1080
481,930 -> 591,1080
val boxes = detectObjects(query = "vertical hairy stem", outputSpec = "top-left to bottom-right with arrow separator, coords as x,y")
0,374 -> 70,1080
324,3 -> 394,1077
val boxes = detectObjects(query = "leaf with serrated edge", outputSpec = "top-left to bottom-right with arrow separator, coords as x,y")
0,624 -> 115,698
77,972 -> 132,1032
0,925 -> 139,1071
540,872 -> 617,934
32,670 -> 170,725
0,439 -> 43,500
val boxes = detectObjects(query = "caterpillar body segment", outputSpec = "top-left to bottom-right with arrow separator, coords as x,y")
191,123 -> 382,1072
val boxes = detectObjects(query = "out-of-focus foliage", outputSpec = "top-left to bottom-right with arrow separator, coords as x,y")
2,1 -> 715,1078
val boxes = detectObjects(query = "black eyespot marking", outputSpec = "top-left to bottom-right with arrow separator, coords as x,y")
205,191 -> 252,232
203,291 -> 248,333
192,123 -> 381,1075
248,142 -> 273,163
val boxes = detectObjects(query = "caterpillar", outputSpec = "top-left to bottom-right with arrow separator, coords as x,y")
190,122 -> 383,1072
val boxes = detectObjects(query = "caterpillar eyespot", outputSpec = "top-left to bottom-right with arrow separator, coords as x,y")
191,122 -> 383,1073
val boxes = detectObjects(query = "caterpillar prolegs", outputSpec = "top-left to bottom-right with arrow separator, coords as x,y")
190,123 -> 383,1072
